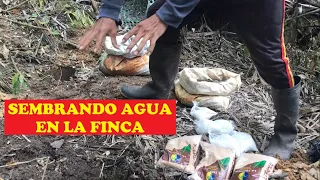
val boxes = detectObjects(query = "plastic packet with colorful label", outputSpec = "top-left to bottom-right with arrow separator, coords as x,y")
229,153 -> 278,180
156,135 -> 203,174
188,141 -> 236,180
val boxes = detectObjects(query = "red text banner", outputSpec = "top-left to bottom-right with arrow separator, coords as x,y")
3,100 -> 177,135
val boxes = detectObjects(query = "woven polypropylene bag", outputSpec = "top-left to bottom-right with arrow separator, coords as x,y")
174,79 -> 230,112
179,68 -> 242,96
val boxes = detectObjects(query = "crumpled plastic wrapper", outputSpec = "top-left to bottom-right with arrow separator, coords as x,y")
105,33 -> 150,59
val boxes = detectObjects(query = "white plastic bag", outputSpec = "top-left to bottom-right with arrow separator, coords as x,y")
230,131 -> 259,153
105,33 -> 150,59
194,119 -> 210,135
208,133 -> 241,157
190,101 -> 218,120
195,119 -> 235,135
208,131 -> 258,157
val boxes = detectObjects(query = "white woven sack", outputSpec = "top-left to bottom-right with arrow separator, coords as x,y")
179,68 -> 242,96
174,79 -> 230,112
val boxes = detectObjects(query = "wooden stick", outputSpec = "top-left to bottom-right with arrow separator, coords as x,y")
0,16 -> 48,31
2,0 -> 27,12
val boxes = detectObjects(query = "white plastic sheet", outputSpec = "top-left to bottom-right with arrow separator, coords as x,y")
190,101 -> 218,120
195,119 -> 236,135
209,130 -> 259,157
105,33 -> 150,59
230,131 -> 259,153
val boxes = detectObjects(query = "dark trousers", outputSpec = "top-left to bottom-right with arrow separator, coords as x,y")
147,0 -> 295,90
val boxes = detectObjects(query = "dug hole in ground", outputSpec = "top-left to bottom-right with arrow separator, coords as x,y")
0,1 -> 320,179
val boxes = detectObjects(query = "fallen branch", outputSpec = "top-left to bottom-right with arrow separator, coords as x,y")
34,33 -> 44,56
0,16 -> 48,31
0,157 -> 49,168
10,56 -> 20,74
41,157 -> 49,180
301,0 -> 320,9
286,8 -> 320,21
1,0 -> 27,13
99,162 -> 105,178
22,135 -> 31,143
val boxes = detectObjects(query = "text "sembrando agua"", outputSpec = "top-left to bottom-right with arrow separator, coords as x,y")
7,103 -> 173,115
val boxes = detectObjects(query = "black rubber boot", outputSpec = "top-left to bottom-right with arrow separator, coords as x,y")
120,43 -> 182,99
263,76 -> 301,160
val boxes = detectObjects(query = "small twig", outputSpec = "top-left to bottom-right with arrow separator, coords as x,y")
229,113 -> 244,129
10,56 -> 20,74
60,40 -> 79,48
104,156 -> 125,168
99,162 -> 105,178
301,0 -> 320,9
22,135 -> 31,143
0,157 -> 48,168
91,0 -> 99,14
118,144 -> 130,158
41,157 -> 49,180
2,0 -> 28,12
296,134 -> 318,144
34,33 -> 44,56
0,16 -> 48,31
285,9 -> 320,22
180,110 -> 194,122
52,17 -> 67,29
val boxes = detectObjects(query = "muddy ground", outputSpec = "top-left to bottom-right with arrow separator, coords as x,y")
0,4 -> 319,180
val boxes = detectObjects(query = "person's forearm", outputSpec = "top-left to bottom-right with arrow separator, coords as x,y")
99,0 -> 125,21
156,0 -> 201,28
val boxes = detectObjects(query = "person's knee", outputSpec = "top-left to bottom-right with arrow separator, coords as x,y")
255,64 -> 295,90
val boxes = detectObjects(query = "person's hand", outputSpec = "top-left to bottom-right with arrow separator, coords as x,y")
78,18 -> 119,53
122,14 -> 167,56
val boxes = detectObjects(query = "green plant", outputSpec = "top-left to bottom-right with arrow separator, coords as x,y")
65,8 -> 94,28
12,72 -> 28,95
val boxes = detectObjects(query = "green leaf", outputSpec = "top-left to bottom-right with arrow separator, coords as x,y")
31,13 -> 38,18
218,157 -> 230,170
253,160 -> 266,168
182,144 -> 191,153
50,29 -> 60,36
12,73 -> 20,95
75,9 -> 82,20
99,52 -> 108,62
22,82 -> 28,89
38,16 -> 50,25
19,74 -> 24,84
12,73 -> 19,85
39,0 -> 44,11
243,46 -> 250,57
87,17 -> 94,26
11,72 -> 28,95
81,16 -> 88,26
